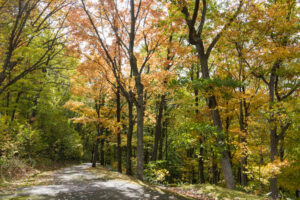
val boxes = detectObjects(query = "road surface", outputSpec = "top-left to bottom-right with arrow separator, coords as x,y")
2,164 -> 190,200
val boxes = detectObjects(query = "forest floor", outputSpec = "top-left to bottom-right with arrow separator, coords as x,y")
0,163 -> 190,200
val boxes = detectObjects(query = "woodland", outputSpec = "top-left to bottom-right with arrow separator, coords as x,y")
0,0 -> 299,199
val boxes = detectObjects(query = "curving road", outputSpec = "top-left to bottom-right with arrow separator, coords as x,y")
2,164 -> 190,200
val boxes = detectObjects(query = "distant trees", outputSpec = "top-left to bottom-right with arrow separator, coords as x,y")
0,0 -> 70,95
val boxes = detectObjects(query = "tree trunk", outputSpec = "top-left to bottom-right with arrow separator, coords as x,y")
164,118 -> 168,161
158,128 -> 164,160
126,101 -> 134,175
136,96 -> 144,180
270,127 -> 278,199
100,135 -> 105,166
116,86 -> 122,173
240,155 -> 247,186
269,65 -> 278,199
239,97 -> 248,186
212,150 -> 218,185
129,0 -> 144,180
197,51 -> 235,189
131,58 -> 144,180
92,130 -> 100,167
199,145 -> 205,184
192,65 -> 205,184
152,95 -> 165,161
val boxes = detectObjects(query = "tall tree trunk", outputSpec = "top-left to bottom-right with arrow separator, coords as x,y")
269,64 -> 278,199
237,45 -> 249,186
164,118 -> 168,161
92,128 -> 100,167
126,101 -> 134,175
199,145 -> 205,184
197,51 -> 235,189
128,0 -> 144,180
192,64 -> 205,184
135,94 -> 144,180
100,130 -> 105,166
270,127 -> 278,199
212,150 -> 218,185
158,126 -> 164,160
116,86 -> 122,173
239,97 -> 248,186
152,95 -> 165,161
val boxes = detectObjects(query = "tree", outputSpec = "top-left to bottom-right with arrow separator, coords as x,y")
0,0 -> 70,95
229,1 -> 299,198
78,0 -> 166,180
168,0 -> 243,189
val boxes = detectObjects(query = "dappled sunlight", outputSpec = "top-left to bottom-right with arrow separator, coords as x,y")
2,164 -> 184,200
21,185 -> 70,196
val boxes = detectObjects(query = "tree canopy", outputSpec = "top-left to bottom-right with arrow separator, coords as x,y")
0,0 -> 299,199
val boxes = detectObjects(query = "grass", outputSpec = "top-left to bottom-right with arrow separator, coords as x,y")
0,158 -> 78,196
166,184 -> 267,200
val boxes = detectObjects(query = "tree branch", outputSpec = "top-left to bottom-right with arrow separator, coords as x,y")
197,0 -> 206,36
206,0 -> 243,57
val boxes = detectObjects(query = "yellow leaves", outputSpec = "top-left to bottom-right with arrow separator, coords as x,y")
97,135 -> 105,139
144,110 -> 156,125
261,158 -> 290,178
142,70 -> 175,94
155,169 -> 170,182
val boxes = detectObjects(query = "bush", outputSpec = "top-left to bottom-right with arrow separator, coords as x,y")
144,160 -> 169,184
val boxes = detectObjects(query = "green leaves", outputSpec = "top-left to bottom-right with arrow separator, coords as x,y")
192,77 -> 243,90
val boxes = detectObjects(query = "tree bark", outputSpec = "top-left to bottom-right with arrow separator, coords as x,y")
164,118 -> 168,161
269,63 -> 278,199
116,86 -> 122,173
126,101 -> 134,175
100,135 -> 105,166
158,126 -> 164,160
238,50 -> 248,186
152,95 -> 165,161
129,0 -> 144,180
199,145 -> 205,184
197,51 -> 235,189
212,150 -> 218,185
135,93 -> 144,180
92,129 -> 100,167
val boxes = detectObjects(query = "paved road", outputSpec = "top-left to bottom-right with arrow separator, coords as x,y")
2,164 -> 189,200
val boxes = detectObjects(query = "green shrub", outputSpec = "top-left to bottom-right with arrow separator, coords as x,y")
144,160 -> 169,184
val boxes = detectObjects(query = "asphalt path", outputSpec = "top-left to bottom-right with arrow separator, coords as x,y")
2,164 -> 190,200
